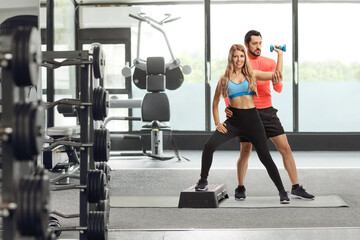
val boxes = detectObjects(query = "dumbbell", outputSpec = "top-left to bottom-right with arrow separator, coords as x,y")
270,44 -> 286,52
48,211 -> 107,240
43,127 -> 111,163
47,86 -> 109,121
50,169 -> 107,203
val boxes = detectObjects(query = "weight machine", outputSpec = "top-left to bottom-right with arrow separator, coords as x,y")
118,12 -> 191,161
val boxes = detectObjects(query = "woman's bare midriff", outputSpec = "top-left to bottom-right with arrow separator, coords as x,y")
228,95 -> 255,109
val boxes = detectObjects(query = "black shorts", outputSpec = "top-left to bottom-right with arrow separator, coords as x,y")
239,106 -> 285,142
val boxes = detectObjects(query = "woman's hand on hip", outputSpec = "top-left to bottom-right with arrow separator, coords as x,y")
216,122 -> 227,134
225,106 -> 233,119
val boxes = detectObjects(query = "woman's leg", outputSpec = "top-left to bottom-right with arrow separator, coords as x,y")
200,123 -> 239,180
246,119 -> 285,192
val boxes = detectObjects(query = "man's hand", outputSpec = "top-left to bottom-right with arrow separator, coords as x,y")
273,44 -> 284,55
225,106 -> 233,118
216,122 -> 227,134
272,70 -> 282,85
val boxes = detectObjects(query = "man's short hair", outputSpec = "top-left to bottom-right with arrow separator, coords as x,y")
244,30 -> 262,44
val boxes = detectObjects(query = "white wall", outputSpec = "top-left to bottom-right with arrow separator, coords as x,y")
80,6 -> 141,28
0,0 -> 39,24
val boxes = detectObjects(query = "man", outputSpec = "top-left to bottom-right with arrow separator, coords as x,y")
226,30 -> 314,201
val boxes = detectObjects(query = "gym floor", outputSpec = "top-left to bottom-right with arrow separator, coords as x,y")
41,150 -> 360,240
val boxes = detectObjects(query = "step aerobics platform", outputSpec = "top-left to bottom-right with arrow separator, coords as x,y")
178,184 -> 229,208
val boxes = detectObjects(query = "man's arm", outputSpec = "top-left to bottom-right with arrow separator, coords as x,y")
272,71 -> 283,93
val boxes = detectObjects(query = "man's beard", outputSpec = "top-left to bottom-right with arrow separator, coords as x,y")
250,49 -> 261,57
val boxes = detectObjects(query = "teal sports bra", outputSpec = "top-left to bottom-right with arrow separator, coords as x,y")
227,79 -> 254,99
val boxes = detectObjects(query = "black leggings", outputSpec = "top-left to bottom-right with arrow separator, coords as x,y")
200,107 -> 285,192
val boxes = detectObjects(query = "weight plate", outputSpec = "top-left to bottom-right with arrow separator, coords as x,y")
92,87 -> 100,121
12,27 -> 40,87
104,129 -> 110,162
93,87 -> 109,121
132,67 -> 146,89
13,103 -> 44,160
92,44 -> 105,79
37,175 -> 50,239
102,90 -> 109,119
88,211 -> 107,240
165,67 -> 184,90
88,170 -> 99,203
94,128 -> 110,162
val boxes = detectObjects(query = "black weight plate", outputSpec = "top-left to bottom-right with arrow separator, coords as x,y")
93,87 -> 108,121
165,67 -> 184,90
99,129 -> 106,162
17,177 -> 28,234
92,44 -> 105,79
22,104 -> 33,159
27,27 -> 41,87
0,15 -> 38,35
103,128 -> 110,162
93,129 -> 101,161
100,129 -> 107,162
87,212 -> 95,239
38,175 -> 50,239
12,27 -> 40,87
30,104 -> 45,156
13,104 -> 23,159
87,170 -> 100,203
102,90 -> 109,120
13,103 -> 30,160
88,211 -> 106,240
32,176 -> 41,234
13,103 -> 44,160
99,171 -> 106,201
94,170 -> 101,203
92,87 -> 100,121
98,129 -> 104,162
87,170 -> 95,203
92,45 -> 100,79
24,176 -> 35,234
18,28 -> 31,86
94,128 -> 110,162
12,28 -> 26,86
132,67 -> 146,89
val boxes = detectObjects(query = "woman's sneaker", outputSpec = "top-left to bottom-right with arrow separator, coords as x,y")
235,186 -> 246,200
279,191 -> 290,204
195,179 -> 208,191
291,185 -> 315,200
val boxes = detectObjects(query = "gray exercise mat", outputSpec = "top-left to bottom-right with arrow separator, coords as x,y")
110,195 -> 348,208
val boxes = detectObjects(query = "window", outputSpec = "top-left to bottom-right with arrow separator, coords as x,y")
298,3 -> 360,132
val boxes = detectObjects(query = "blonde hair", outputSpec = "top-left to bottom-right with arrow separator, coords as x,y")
220,44 -> 258,98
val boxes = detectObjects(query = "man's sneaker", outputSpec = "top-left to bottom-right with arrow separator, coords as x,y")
195,179 -> 208,191
279,191 -> 290,204
291,185 -> 315,200
235,186 -> 246,200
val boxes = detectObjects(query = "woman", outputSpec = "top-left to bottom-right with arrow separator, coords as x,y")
195,44 -> 289,204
